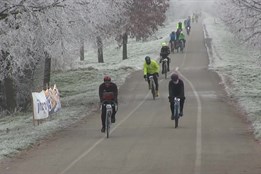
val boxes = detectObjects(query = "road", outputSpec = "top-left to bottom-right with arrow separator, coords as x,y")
1,20 -> 261,174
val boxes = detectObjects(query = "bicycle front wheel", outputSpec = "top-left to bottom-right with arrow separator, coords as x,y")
174,103 -> 180,128
175,118 -> 179,128
164,63 -> 167,79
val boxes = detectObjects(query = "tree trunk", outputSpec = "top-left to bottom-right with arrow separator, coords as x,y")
122,33 -> 128,60
4,77 -> 16,113
97,36 -> 104,63
80,38 -> 84,61
43,52 -> 51,90
18,63 -> 34,111
0,51 -> 5,111
1,50 -> 16,113
0,80 -> 5,111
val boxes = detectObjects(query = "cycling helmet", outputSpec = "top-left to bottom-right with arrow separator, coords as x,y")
171,73 -> 179,82
161,42 -> 167,47
145,56 -> 151,65
104,75 -> 111,82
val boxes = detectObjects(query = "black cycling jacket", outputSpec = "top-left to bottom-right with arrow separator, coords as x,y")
160,46 -> 170,58
168,79 -> 185,99
99,82 -> 118,102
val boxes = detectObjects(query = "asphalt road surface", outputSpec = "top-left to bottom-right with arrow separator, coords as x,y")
1,20 -> 261,174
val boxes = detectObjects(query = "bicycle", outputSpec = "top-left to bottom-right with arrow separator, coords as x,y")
101,100 -> 116,138
145,75 -> 156,100
186,26 -> 190,35
174,40 -> 180,53
162,58 -> 168,79
170,41 -> 175,53
179,40 -> 185,53
171,97 -> 180,128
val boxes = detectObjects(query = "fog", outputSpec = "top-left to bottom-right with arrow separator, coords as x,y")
167,0 -> 217,21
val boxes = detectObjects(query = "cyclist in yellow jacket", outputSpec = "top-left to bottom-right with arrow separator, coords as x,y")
143,56 -> 160,96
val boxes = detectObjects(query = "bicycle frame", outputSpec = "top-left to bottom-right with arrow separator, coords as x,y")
179,40 -> 184,53
173,97 -> 180,128
170,41 -> 175,52
173,97 -> 180,118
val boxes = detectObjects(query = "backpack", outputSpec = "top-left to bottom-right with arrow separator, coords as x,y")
102,92 -> 115,101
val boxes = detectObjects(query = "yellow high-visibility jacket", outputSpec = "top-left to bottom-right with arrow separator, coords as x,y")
143,60 -> 160,75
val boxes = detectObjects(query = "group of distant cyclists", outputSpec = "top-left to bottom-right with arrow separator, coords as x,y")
99,67 -> 185,132
143,56 -> 185,119
169,16 -> 192,53
98,15 -> 200,132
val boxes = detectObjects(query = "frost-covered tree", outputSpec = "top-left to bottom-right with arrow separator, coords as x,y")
117,0 -> 169,60
218,0 -> 261,48
0,0 -> 129,112
82,0 -> 130,62
126,0 -> 169,40
0,0 -> 64,112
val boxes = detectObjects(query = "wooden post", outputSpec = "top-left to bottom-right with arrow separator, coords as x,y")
43,53 -> 51,90
97,36 -> 104,63
80,38 -> 84,61
122,33 -> 128,60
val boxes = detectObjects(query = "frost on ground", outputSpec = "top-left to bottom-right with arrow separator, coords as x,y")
1,13 -> 261,161
0,20 -> 173,160
203,13 -> 261,140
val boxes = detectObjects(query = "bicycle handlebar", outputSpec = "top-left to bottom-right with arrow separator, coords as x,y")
145,75 -> 155,81
174,97 -> 180,102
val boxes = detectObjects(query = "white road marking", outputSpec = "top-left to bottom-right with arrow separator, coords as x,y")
59,92 -> 151,174
176,34 -> 202,174
178,71 -> 202,174
60,33 -> 202,174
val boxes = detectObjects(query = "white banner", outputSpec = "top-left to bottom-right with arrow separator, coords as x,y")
32,91 -> 49,120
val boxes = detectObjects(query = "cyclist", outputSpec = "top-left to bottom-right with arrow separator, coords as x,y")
144,56 -> 160,97
178,31 -> 186,48
159,42 -> 170,73
176,21 -> 183,31
185,16 -> 191,34
195,13 -> 199,22
186,16 -> 191,28
192,14 -> 195,23
176,21 -> 183,43
99,76 -> 118,133
184,19 -> 187,28
168,73 -> 185,118
169,31 -> 176,52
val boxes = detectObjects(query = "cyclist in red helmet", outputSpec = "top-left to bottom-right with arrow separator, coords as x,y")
99,75 -> 118,133
168,73 -> 185,118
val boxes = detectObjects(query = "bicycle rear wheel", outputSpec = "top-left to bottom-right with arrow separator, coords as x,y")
151,80 -> 155,100
171,42 -> 174,53
164,63 -> 167,79
180,41 -> 184,53
106,112 -> 111,138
